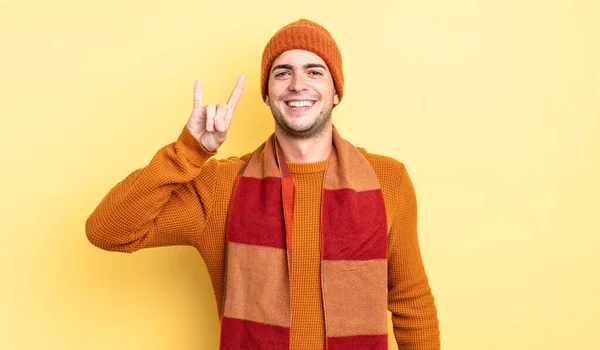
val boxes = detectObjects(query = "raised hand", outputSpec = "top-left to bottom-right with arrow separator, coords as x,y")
186,75 -> 246,152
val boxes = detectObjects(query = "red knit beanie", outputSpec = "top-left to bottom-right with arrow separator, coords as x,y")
261,19 -> 344,105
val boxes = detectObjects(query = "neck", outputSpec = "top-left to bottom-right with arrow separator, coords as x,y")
275,124 -> 333,163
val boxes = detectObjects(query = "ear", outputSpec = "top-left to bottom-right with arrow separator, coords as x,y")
265,95 -> 270,106
333,94 -> 339,105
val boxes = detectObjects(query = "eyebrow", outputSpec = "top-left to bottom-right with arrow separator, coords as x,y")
271,63 -> 328,72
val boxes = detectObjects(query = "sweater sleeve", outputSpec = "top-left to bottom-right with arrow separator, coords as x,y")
387,164 -> 440,349
85,126 -> 220,252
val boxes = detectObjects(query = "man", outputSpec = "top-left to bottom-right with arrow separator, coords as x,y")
86,19 -> 440,349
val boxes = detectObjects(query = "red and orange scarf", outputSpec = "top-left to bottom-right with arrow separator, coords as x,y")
220,128 -> 388,349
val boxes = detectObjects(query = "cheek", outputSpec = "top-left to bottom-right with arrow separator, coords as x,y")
314,81 -> 335,97
267,83 -> 283,100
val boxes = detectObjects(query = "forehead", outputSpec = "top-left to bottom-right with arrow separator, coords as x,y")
271,49 -> 329,69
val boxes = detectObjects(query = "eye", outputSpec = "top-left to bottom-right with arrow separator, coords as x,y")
274,71 -> 290,77
308,70 -> 324,76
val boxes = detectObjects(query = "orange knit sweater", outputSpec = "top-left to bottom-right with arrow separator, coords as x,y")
86,127 -> 440,349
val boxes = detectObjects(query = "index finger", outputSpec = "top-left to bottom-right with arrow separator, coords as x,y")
193,79 -> 202,110
227,74 -> 246,110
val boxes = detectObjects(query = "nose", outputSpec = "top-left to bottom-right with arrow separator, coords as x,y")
289,73 -> 308,93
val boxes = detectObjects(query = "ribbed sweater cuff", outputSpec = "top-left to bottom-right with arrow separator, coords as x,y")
175,126 -> 217,167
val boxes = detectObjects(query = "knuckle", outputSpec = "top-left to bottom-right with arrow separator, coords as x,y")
217,104 -> 228,113
205,104 -> 216,116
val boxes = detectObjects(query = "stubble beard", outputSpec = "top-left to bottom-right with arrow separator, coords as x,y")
270,102 -> 333,141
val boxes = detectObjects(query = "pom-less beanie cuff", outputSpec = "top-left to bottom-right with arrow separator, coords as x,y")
261,19 -> 344,105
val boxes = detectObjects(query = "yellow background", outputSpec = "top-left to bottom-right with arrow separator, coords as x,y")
1,0 -> 598,349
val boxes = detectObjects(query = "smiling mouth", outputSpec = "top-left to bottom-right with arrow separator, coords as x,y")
285,100 -> 315,108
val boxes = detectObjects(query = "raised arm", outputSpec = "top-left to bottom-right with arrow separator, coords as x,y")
85,76 -> 245,252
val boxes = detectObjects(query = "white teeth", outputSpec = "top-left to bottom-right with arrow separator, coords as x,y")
287,100 -> 314,108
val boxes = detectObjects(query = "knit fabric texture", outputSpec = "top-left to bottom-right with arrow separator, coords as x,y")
219,128 -> 389,349
86,126 -> 440,349
261,19 -> 344,104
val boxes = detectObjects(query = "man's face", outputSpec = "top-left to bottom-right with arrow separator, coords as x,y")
265,49 -> 339,140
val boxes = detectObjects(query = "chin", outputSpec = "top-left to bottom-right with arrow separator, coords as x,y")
278,117 -> 331,140
271,105 -> 332,139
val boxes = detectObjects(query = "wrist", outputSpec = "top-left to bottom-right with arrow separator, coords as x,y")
177,127 -> 217,166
